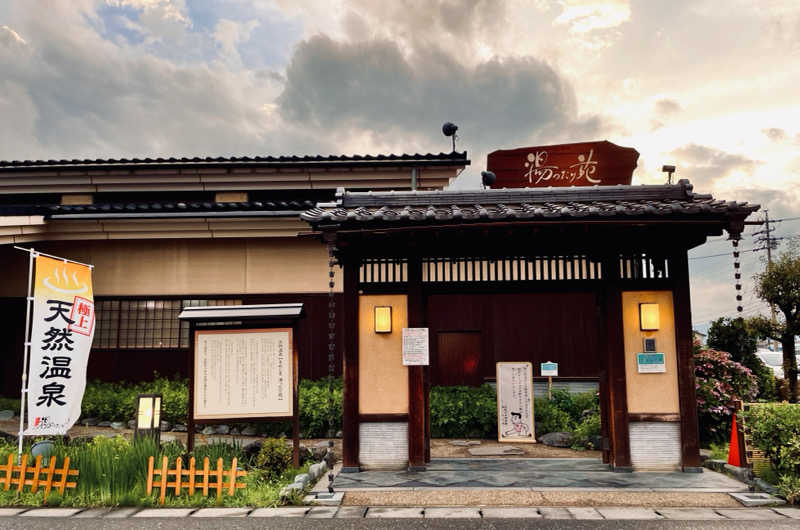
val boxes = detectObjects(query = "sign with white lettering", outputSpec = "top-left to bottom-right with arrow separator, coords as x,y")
194,328 -> 292,419
402,327 -> 429,366
487,141 -> 639,188
637,353 -> 666,373
540,361 -> 559,377
497,362 -> 536,443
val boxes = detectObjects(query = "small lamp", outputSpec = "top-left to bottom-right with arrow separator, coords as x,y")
374,306 -> 392,333
135,393 -> 162,444
639,303 -> 660,331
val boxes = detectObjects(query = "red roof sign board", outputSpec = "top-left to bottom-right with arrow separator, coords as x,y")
487,141 -> 639,188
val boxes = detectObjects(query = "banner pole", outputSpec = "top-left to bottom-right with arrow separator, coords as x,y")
17,247 -> 37,460
12,246 -> 93,269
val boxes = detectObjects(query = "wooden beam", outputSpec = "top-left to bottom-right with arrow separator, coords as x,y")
671,251 -> 702,470
341,257 -> 360,472
602,255 -> 632,470
407,255 -> 426,471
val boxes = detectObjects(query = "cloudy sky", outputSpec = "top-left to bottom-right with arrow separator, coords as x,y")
1,0 -> 799,329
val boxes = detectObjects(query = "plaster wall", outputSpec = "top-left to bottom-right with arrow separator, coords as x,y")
622,290 -> 680,414
0,238 -> 341,296
358,294 -> 409,414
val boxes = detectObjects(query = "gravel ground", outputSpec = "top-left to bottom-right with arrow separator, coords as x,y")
341,491 -> 742,508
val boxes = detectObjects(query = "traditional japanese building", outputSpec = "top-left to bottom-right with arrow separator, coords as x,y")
0,152 -> 469,394
301,180 -> 759,471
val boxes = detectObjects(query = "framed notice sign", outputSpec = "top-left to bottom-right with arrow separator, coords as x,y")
194,328 -> 293,420
496,362 -> 536,443
637,353 -> 666,373
402,327 -> 429,366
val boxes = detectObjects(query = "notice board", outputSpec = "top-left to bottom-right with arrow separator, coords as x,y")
496,362 -> 536,443
193,328 -> 293,420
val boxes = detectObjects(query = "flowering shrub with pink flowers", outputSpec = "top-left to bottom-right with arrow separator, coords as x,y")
694,344 -> 758,444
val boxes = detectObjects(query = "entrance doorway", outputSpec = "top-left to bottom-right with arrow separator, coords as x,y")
425,291 -> 606,462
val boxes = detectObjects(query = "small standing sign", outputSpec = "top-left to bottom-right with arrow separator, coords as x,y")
402,327 -> 429,366
540,361 -> 559,400
496,362 -> 536,443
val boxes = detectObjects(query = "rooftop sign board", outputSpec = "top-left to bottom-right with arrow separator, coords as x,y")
487,140 -> 639,188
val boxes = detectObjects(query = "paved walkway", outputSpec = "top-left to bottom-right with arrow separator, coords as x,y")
0,506 -> 797,520
333,458 -> 746,491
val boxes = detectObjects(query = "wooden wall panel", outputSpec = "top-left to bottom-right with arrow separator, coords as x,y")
426,292 -> 600,385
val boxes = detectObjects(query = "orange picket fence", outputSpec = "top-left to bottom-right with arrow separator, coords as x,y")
0,454 -> 79,502
146,456 -> 247,504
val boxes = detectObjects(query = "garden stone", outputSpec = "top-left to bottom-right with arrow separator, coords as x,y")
159,420 -> 172,432
312,441 -> 329,460
201,426 -> 216,435
172,424 -> 187,432
241,425 -> 257,436
539,432 -> 573,447
243,440 -> 263,459
230,427 -> 240,435
97,421 -> 112,428
127,420 -> 136,429
215,424 -> 230,435
589,435 -> 603,450
335,430 -> 343,438
82,417 -> 98,426
0,410 -> 14,420
110,421 -> 125,430
309,463 -> 322,481
293,473 -> 310,488
279,482 -> 303,499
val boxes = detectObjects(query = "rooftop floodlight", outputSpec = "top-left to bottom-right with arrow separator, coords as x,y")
662,164 -> 676,184
481,170 -> 496,189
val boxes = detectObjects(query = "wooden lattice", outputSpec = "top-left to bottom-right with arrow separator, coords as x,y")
0,454 -> 78,502
146,456 -> 246,504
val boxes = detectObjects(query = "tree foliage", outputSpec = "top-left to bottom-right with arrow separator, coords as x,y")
752,243 -> 800,402
707,317 -> 776,399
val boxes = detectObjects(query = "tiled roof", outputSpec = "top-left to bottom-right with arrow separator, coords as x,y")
0,151 -> 469,171
46,199 -> 315,218
301,180 -> 759,225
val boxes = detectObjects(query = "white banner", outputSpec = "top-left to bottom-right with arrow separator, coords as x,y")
25,255 -> 95,435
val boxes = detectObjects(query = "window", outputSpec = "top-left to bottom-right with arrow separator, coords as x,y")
92,298 -> 242,349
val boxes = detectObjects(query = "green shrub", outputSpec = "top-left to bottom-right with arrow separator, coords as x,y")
777,474 -> 800,505
533,398 -> 573,436
430,384 -> 497,438
256,438 -> 292,479
299,378 -> 342,438
571,412 -> 601,450
743,403 -> 800,478
0,397 -> 20,412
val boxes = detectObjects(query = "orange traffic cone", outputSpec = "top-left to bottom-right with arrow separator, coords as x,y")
727,414 -> 741,467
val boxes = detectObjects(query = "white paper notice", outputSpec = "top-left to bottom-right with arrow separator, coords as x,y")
402,327 -> 429,366
194,329 -> 292,419
496,362 -> 536,443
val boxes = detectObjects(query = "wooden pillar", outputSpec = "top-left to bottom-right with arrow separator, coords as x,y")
602,255 -> 632,470
341,257 -> 360,472
671,251 -> 702,470
407,255 -> 426,471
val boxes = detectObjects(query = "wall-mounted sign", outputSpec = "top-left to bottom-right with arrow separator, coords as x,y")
496,362 -> 536,443
487,140 -> 639,189
402,327 -> 429,366
540,361 -> 559,377
637,353 -> 666,373
194,328 -> 293,419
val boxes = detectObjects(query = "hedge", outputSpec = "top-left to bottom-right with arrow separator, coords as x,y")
2,378 -> 599,444
743,403 -> 800,503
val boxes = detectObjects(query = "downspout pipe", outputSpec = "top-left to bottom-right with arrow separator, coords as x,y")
411,168 -> 418,191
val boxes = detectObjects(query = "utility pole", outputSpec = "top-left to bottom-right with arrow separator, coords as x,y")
752,211 -> 782,349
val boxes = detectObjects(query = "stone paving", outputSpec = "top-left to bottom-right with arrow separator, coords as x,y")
333,458 -> 747,490
1,506 -> 797,519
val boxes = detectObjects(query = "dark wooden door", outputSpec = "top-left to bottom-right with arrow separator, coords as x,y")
435,331 -> 482,386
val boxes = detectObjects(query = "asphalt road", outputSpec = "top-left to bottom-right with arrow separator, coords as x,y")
1,519 -> 796,530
